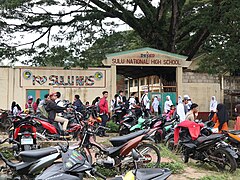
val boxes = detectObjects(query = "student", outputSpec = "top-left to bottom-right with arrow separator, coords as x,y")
164,95 -> 173,113
234,104 -> 240,130
46,92 -> 71,132
99,91 -> 110,137
176,96 -> 185,122
209,96 -> 217,120
185,103 -> 199,121
25,96 -> 37,113
212,103 -> 228,133
152,96 -> 159,116
73,95 -> 83,112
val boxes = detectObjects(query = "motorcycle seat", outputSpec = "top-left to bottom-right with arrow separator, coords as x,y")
196,134 -> 223,144
110,130 -> 148,147
19,147 -> 58,162
106,144 -> 125,157
135,168 -> 170,180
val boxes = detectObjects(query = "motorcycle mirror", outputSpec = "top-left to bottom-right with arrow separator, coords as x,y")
131,149 -> 139,161
8,138 -> 14,143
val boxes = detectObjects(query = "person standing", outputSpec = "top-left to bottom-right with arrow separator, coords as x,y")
73,95 -> 83,112
152,96 -> 159,116
183,96 -> 189,114
176,96 -> 186,122
209,96 -> 217,120
117,90 -> 126,105
185,103 -> 199,121
164,95 -> 173,114
99,91 -> 109,137
212,103 -> 228,133
111,94 -> 119,111
45,92 -> 71,133
141,90 -> 150,117
234,104 -> 240,130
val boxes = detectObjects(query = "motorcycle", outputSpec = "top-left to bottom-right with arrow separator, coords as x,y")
0,138 -> 64,179
35,144 -> 106,180
176,121 -> 238,172
35,110 -> 83,141
78,121 -> 161,171
113,149 -> 172,180
8,114 -> 38,152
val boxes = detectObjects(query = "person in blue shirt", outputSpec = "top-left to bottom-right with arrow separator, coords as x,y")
73,94 -> 83,112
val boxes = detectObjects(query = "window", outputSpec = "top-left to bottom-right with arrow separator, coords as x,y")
129,79 -> 133,87
141,79 -> 145,85
134,79 -> 138,86
154,76 -> 159,84
146,78 -> 149,85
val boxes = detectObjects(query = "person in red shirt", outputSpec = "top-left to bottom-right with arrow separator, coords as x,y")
99,91 -> 109,137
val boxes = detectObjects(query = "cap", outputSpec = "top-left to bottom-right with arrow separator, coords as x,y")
184,95 -> 190,100
28,95 -> 33,100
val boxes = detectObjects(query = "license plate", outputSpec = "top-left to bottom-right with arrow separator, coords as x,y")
21,138 -> 33,145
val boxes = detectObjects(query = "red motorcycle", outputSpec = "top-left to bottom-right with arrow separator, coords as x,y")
78,120 -> 161,171
9,114 -> 38,152
35,111 -> 83,140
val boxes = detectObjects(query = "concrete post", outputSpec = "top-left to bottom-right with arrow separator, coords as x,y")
176,66 -> 183,97
111,65 -> 117,99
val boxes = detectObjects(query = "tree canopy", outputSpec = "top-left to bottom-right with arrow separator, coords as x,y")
0,0 -> 239,74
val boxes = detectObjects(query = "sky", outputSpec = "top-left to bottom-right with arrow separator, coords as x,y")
1,0 -> 159,66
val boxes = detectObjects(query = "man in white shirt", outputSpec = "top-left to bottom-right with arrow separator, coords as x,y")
141,90 -> 150,117
129,92 -> 137,109
55,92 -> 64,107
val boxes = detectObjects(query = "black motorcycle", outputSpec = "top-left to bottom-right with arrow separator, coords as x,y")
0,138 -> 62,179
178,123 -> 238,172
35,144 -> 106,180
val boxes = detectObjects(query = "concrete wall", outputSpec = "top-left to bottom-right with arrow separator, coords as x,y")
0,67 -> 113,110
182,71 -> 221,112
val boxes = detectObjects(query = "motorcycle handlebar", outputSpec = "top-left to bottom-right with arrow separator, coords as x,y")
57,142 -> 68,153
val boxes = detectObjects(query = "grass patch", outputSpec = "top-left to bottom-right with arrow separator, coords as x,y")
96,165 -> 117,177
159,162 -> 185,174
0,146 -> 15,160
199,169 -> 240,180
106,120 -> 120,133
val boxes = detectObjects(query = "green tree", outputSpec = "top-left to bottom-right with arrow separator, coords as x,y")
0,0 -> 239,73
81,30 -> 148,66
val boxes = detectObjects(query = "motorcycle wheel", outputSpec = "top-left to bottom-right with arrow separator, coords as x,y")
135,143 -> 161,168
213,148 -> 237,172
119,126 -> 130,136
181,154 -> 189,163
165,138 -> 175,152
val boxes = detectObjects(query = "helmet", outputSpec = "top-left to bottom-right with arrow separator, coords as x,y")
28,95 -> 33,100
